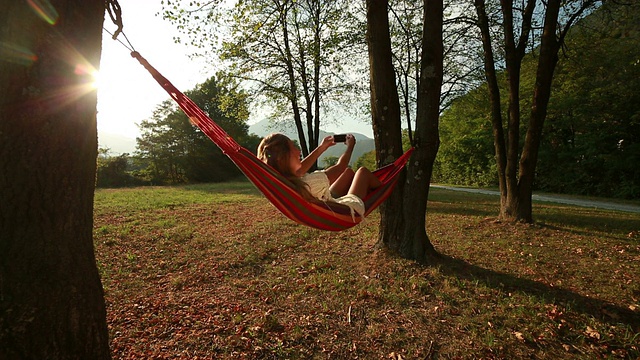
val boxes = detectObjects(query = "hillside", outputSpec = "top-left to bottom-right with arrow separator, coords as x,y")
98,119 -> 376,166
249,119 -> 375,166
98,132 -> 137,155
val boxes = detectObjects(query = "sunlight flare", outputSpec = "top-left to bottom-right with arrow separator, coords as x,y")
75,65 -> 102,90
26,0 -> 59,25
0,41 -> 38,66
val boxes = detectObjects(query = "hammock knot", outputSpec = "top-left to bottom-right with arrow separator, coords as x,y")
105,0 -> 124,40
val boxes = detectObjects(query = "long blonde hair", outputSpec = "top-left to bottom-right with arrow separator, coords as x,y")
257,133 -> 314,200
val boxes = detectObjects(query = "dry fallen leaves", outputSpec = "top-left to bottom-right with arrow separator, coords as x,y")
584,326 -> 601,340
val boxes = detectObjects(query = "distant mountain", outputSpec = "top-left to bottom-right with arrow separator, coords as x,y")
98,119 -> 376,165
249,119 -> 375,166
98,132 -> 137,155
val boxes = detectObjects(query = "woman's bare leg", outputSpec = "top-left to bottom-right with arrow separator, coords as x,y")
348,167 -> 381,199
329,168 -> 355,197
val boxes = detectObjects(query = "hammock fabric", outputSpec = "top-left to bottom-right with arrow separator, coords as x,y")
132,51 -> 414,231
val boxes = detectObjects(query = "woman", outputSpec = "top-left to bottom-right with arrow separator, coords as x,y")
257,133 -> 381,220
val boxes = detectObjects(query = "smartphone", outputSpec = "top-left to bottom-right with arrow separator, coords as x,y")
333,134 -> 347,143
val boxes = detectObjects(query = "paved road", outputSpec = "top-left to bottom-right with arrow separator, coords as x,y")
431,185 -> 640,214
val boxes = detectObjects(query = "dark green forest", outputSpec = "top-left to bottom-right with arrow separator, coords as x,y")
435,2 -> 639,199
98,2 -> 638,200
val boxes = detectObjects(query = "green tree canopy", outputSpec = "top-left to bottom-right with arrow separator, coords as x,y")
436,1 -> 640,199
436,84 -> 497,187
537,2 -> 640,198
96,148 -> 145,188
136,74 -> 260,184
162,0 -> 366,164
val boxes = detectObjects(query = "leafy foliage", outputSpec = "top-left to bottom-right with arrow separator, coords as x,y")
436,2 -> 640,198
537,2 -> 640,198
96,148 -> 147,188
354,150 -> 376,171
321,155 -> 338,168
435,85 -> 498,186
135,75 -> 260,184
162,0 -> 367,158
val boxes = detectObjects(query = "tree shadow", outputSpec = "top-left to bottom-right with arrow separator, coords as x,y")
427,203 -> 497,218
536,222 -> 639,245
429,253 -> 640,331
535,212 -> 640,240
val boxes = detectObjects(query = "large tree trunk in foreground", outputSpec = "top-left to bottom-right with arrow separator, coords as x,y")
400,0 -> 443,263
365,0 -> 406,251
0,0 -> 110,358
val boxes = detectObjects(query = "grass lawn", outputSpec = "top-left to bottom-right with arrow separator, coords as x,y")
94,181 -> 640,359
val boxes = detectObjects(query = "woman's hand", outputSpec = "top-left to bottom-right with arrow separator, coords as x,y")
298,135 -> 336,175
320,135 -> 335,149
324,134 -> 355,182
345,134 -> 356,149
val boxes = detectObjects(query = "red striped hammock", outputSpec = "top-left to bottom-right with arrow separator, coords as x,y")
132,51 -> 413,231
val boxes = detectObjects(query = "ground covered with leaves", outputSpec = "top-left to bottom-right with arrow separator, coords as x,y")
94,183 -> 640,359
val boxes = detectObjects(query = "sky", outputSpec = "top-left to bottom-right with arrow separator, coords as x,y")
97,0 -> 373,149
98,1 -> 210,140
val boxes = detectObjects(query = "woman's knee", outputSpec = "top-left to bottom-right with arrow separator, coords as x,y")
340,167 -> 355,182
355,167 -> 380,188
355,167 -> 372,177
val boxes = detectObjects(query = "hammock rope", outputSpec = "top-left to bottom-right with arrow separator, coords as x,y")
128,52 -> 413,231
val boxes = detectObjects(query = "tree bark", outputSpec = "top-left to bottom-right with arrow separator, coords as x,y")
0,1 -> 110,358
278,2 -> 309,158
365,0 -> 405,252
400,0 -> 443,263
516,0 -> 562,222
499,0 -> 524,220
474,0 -> 508,206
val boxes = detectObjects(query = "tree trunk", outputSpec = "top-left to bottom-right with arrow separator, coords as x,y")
399,0 -> 443,262
279,3 -> 309,157
516,0 -> 562,222
477,0 -> 536,222
0,1 -> 110,358
474,0 -> 508,204
365,0 -> 405,251
499,0 -> 524,220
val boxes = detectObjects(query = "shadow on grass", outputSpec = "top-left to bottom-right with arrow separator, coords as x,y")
535,213 -> 640,239
427,205 -> 495,218
536,222 -> 639,245
432,253 -> 640,331
429,204 -> 639,234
